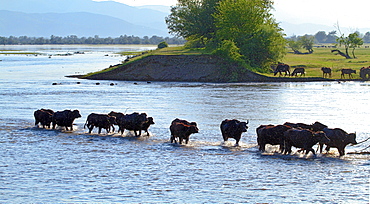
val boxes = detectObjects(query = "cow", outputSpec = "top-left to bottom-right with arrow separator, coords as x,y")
319,128 -> 357,156
34,109 -> 54,128
115,112 -> 151,136
141,117 -> 155,136
360,67 -> 370,80
220,119 -> 249,146
283,129 -> 330,155
256,124 -> 292,152
291,68 -> 305,77
170,118 -> 199,144
283,122 -> 312,130
84,113 -> 116,134
52,109 -> 81,131
341,69 -> 356,79
108,111 -> 125,134
274,63 -> 290,76
311,121 -> 328,132
321,67 -> 332,78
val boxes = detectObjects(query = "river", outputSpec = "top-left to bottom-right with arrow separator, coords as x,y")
0,45 -> 369,203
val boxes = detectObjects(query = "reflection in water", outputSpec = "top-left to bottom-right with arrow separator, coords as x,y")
0,46 -> 369,203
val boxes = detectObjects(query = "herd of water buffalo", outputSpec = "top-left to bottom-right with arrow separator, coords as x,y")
34,108 -> 357,156
273,63 -> 370,80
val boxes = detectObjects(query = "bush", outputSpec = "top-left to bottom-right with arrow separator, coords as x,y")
157,41 -> 169,49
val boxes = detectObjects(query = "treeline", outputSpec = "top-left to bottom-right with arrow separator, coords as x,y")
0,35 -> 186,45
288,31 -> 370,44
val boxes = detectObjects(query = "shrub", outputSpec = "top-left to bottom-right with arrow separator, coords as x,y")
157,41 -> 169,49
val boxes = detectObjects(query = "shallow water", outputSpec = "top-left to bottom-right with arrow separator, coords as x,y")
0,45 -> 369,203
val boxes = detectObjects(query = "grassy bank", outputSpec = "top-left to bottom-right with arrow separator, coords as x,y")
85,45 -> 370,80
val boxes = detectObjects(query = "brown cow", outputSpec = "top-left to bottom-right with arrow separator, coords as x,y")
283,129 -> 330,155
34,109 -> 54,128
341,69 -> 356,79
321,67 -> 332,78
256,125 -> 292,152
291,68 -> 305,77
114,112 -> 151,136
319,128 -> 357,156
170,118 -> 199,144
220,119 -> 249,146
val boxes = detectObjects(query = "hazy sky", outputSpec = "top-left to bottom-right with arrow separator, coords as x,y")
98,0 -> 368,29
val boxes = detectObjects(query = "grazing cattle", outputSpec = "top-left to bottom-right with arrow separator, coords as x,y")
170,118 -> 199,144
341,69 -> 356,79
319,128 -> 357,156
283,129 -> 330,155
34,109 -> 54,128
274,63 -> 290,76
321,67 -> 332,78
52,109 -> 81,131
360,67 -> 370,80
291,68 -> 305,77
256,125 -> 292,152
115,112 -> 151,136
220,119 -> 249,146
84,113 -> 116,134
283,122 -> 312,130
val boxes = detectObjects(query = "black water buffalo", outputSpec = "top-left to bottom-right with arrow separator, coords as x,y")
321,67 -> 332,78
360,67 -> 370,80
319,128 -> 357,156
311,121 -> 328,132
220,119 -> 249,146
283,122 -> 312,130
170,118 -> 199,144
291,68 -> 305,77
341,69 -> 356,79
34,109 -> 54,128
108,111 -> 125,134
52,109 -> 81,131
115,112 -> 151,136
141,117 -> 155,136
84,113 -> 116,134
283,129 -> 330,155
274,63 -> 290,76
256,125 -> 292,152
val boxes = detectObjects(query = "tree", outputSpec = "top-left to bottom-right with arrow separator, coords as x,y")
214,0 -> 286,69
348,32 -> 363,58
299,35 -> 314,53
287,39 -> 301,54
165,0 -> 220,46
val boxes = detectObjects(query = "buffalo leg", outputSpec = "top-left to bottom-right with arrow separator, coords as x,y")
88,126 -> 94,134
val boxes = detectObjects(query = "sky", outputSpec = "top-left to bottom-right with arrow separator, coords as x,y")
96,0 -> 368,30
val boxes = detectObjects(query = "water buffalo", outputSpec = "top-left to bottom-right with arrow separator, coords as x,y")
283,122 -> 312,130
115,112 -> 151,136
52,109 -> 81,131
311,121 -> 328,132
170,118 -> 199,144
256,124 -> 292,152
34,109 -> 54,128
84,113 -> 116,134
283,129 -> 330,155
319,128 -> 357,156
220,119 -> 249,146
141,117 -> 155,136
291,68 -> 305,77
360,67 -> 370,80
274,63 -> 290,76
321,67 -> 332,78
108,111 -> 125,134
341,69 -> 356,79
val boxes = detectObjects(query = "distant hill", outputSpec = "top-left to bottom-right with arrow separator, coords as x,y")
0,0 -> 169,36
0,10 -> 167,37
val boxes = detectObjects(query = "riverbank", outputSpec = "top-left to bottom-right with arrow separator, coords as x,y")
79,54 -> 336,83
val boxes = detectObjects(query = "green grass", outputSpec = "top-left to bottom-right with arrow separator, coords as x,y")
88,45 -> 370,80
